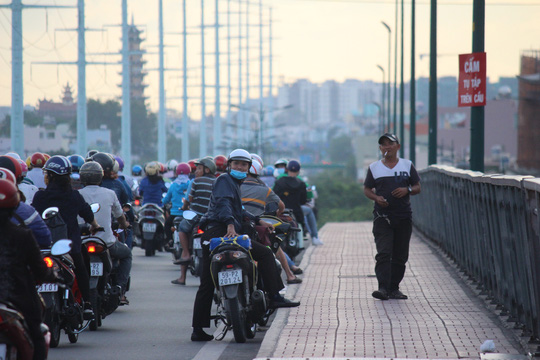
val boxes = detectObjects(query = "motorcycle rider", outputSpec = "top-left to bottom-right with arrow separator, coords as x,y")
191,149 -> 300,342
17,158 -> 39,203
0,178 -> 59,360
26,152 -> 47,189
31,155 -> 100,319
240,160 -> 302,285
91,153 -> 130,207
162,162 -> 190,257
171,158 -> 216,285
138,161 -> 168,205
78,161 -> 133,304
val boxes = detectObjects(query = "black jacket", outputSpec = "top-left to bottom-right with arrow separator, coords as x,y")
273,176 -> 307,224
0,221 -> 56,323
199,173 -> 257,234
32,182 -> 94,253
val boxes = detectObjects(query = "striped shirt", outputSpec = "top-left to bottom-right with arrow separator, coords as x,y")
241,178 -> 281,216
189,174 -> 215,215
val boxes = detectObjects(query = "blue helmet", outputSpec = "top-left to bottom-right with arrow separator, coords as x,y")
263,165 -> 274,176
68,154 -> 85,173
132,164 -> 143,176
43,155 -> 72,175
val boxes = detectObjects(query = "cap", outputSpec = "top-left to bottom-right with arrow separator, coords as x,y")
378,133 -> 399,144
286,160 -> 301,172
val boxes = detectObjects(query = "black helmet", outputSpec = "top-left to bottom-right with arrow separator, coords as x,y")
80,161 -> 104,185
85,149 -> 99,161
91,152 -> 114,173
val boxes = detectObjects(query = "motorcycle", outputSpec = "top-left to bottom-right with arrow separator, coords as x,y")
80,203 -> 122,331
209,235 -> 268,343
137,203 -> 166,256
0,242 -> 72,359
39,237 -> 90,347
261,203 -> 302,259
171,210 -> 203,277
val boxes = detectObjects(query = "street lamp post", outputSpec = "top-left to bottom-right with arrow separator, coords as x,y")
381,21 -> 391,132
376,65 -> 385,133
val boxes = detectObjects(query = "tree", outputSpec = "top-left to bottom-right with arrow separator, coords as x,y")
87,99 -> 121,151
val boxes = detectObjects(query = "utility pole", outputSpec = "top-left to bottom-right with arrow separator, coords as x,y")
469,0 -> 485,172
393,0 -> 398,134
0,0 -> 74,156
200,0 -> 207,157
258,0 -> 264,156
267,7 -> 274,147
157,0 -> 166,163
410,0 -> 416,164
399,0 -> 405,158
213,0 -> 222,156
181,0 -> 189,161
245,0 -> 251,145
428,0 -> 437,165
120,0 -> 132,171
237,0 -> 244,144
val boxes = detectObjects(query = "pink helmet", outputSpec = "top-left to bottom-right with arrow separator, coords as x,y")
18,159 -> 28,177
176,162 -> 191,175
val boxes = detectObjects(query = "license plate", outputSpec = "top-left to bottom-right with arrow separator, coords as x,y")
193,237 -> 202,250
90,262 -> 103,276
37,283 -> 58,292
218,269 -> 242,286
143,223 -> 157,232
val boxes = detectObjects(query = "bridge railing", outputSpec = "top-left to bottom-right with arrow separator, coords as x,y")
411,165 -> 540,341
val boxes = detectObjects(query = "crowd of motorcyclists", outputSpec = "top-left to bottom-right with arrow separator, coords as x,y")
0,147 -> 321,358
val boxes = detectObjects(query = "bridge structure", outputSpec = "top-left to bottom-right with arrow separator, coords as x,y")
252,165 -> 540,360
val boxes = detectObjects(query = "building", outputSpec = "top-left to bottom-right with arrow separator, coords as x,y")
37,83 -> 77,121
517,51 -> 540,172
127,19 -> 148,102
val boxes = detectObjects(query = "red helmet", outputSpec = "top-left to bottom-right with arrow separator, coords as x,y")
0,167 -> 17,184
0,178 -> 20,208
159,162 -> 166,174
42,153 -> 51,161
187,160 -> 197,173
176,163 -> 191,175
0,155 -> 23,182
30,152 -> 46,168
214,155 -> 227,172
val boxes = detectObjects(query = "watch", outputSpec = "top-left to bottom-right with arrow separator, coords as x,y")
407,186 -> 412,194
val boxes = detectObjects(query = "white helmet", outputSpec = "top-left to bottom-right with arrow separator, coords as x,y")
249,160 -> 263,176
250,153 -> 263,167
167,159 -> 179,172
228,149 -> 252,164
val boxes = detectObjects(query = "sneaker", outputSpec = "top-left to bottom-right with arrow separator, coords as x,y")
312,237 -> 323,246
389,289 -> 408,300
83,302 -> 94,320
270,294 -> 300,308
191,328 -> 214,342
372,289 -> 389,300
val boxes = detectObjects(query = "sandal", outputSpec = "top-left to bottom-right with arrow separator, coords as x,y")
286,277 -> 303,284
171,279 -> 186,285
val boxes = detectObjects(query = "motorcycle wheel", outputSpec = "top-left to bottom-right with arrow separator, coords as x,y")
89,289 -> 100,331
68,332 -> 78,344
192,252 -> 202,277
225,296 -> 247,343
44,293 -> 62,348
145,240 -> 154,256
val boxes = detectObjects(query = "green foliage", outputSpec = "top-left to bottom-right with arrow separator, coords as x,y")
87,99 -> 121,151
131,99 -> 157,163
328,135 -> 357,180
1,111 -> 46,136
312,170 -> 373,227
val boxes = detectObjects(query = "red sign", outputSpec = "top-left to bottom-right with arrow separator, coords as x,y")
458,52 -> 486,107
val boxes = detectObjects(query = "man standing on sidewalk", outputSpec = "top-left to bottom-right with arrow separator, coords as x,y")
363,133 -> 421,300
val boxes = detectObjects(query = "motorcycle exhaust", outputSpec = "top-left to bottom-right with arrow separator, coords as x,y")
251,290 -> 267,322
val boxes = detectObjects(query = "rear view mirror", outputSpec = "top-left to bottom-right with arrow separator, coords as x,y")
51,239 -> 72,256
183,210 -> 197,220
42,207 -> 59,220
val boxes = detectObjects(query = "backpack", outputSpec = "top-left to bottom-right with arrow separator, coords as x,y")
44,212 -> 68,243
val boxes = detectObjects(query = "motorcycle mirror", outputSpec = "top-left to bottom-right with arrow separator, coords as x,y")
42,207 -> 59,220
51,239 -> 72,256
90,203 -> 100,213
183,210 -> 197,220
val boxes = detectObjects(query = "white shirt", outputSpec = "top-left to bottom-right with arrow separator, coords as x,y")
78,185 -> 123,247
26,168 -> 46,189
19,182 -> 39,203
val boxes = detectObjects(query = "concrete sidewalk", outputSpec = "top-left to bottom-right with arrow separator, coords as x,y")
255,222 -> 525,360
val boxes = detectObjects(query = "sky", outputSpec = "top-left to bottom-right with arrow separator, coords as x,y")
0,0 -> 539,115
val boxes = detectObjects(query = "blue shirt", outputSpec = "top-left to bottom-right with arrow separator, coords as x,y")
139,176 -> 168,206
162,179 -> 190,216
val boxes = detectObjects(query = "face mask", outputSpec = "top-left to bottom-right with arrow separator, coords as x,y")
230,169 -> 247,180
273,168 -> 285,177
